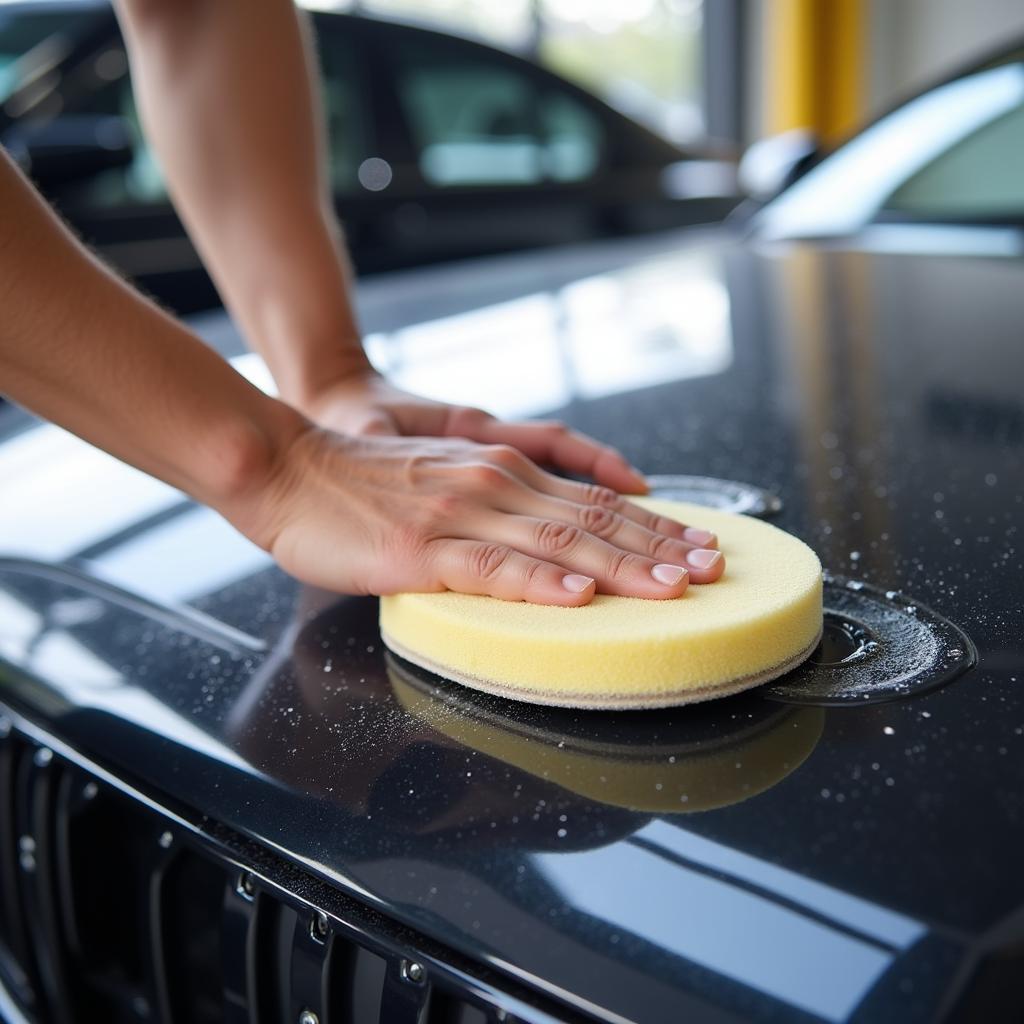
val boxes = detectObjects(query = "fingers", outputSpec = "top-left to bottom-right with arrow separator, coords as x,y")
497,494 -> 726,584
430,539 -> 597,606
445,408 -> 648,495
443,444 -> 724,585
460,513 -> 695,598
504,462 -> 720,554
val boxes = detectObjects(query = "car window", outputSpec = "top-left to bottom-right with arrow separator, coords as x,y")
63,64 -> 169,208
63,22 -> 370,209
0,11 -> 102,109
882,98 -> 1024,219
756,58 -> 1024,238
392,40 -> 603,187
541,91 -> 602,182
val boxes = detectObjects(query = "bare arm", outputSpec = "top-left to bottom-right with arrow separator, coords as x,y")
1,148 -> 719,602
113,0 -> 362,403
0,144 -> 298,510
112,0 -> 650,494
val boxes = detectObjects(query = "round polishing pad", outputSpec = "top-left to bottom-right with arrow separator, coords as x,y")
380,499 -> 823,709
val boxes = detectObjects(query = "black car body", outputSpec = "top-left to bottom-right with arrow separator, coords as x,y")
2,31 -> 1024,1024
0,1 -> 737,315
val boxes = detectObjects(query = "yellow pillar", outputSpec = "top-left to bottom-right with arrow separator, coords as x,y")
768,0 -> 866,143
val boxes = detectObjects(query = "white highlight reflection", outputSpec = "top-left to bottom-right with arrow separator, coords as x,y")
534,820 -> 924,1021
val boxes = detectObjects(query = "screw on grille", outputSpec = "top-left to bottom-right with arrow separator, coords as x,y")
0,715 -> 11,738
158,830 -> 173,849
400,960 -> 425,984
310,911 -> 329,942
237,872 -> 256,900
82,781 -> 99,800
298,1011 -> 320,1024
33,747 -> 53,767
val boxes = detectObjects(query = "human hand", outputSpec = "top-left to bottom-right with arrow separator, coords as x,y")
231,425 -> 724,606
301,368 -> 650,496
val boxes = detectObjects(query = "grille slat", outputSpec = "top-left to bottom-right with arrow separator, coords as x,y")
0,735 -> 39,1014
379,959 -> 431,1024
288,905 -> 332,1024
19,748 -> 75,1024
247,891 -> 284,1024
147,839 -> 181,1024
53,772 -> 86,959
220,875 -> 254,1023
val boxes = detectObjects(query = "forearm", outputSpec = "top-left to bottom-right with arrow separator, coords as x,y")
0,146 -> 303,516
113,0 -> 367,407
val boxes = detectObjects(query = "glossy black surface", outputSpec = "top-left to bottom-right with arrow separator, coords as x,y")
1,229 -> 1023,1022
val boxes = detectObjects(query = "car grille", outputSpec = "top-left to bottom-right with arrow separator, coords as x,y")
0,707 -> 586,1024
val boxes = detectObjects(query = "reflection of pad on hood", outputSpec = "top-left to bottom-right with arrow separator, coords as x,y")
381,499 -> 823,709
387,654 -> 824,813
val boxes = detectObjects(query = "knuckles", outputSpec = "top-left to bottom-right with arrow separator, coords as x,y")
578,504 -> 618,537
447,406 -> 491,435
582,484 -> 621,509
605,549 -> 639,580
482,444 -> 524,470
464,461 -> 511,492
534,520 -> 582,556
468,543 -> 512,581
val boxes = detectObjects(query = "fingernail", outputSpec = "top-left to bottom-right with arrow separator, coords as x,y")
684,527 -> 717,547
686,549 -> 723,570
651,563 -> 688,586
563,574 -> 595,593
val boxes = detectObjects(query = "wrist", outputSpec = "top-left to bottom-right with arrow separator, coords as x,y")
195,395 -> 308,527
279,343 -> 376,414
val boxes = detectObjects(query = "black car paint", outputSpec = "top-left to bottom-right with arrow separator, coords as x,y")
1,225 -> 1022,1022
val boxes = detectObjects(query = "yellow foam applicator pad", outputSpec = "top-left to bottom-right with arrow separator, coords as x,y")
380,499 -> 823,709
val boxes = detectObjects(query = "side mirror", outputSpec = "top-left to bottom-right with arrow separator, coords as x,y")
738,129 -> 819,201
5,114 -> 133,189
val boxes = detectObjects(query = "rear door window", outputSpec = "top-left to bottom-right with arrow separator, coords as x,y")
50,17 -> 373,209
391,38 -> 604,187
0,11 -> 93,105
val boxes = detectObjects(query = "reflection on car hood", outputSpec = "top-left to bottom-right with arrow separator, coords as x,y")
1,229 -> 1023,1023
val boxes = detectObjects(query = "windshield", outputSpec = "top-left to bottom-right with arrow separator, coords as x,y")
0,9 -> 100,107
756,50 -> 1024,238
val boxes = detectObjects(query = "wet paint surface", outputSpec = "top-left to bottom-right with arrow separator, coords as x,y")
1,234 -> 1022,1021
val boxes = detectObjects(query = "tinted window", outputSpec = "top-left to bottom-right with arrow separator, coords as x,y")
883,96 -> 1024,219
66,63 -> 169,208
393,41 -> 603,187
541,92 -> 602,182
66,21 -> 370,209
0,12 -> 83,104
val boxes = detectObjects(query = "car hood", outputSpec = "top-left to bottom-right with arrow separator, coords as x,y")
1,228 -> 1022,1023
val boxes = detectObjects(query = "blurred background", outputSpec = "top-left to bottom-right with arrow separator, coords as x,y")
311,0 -> 1024,148
2,0 -> 1024,316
